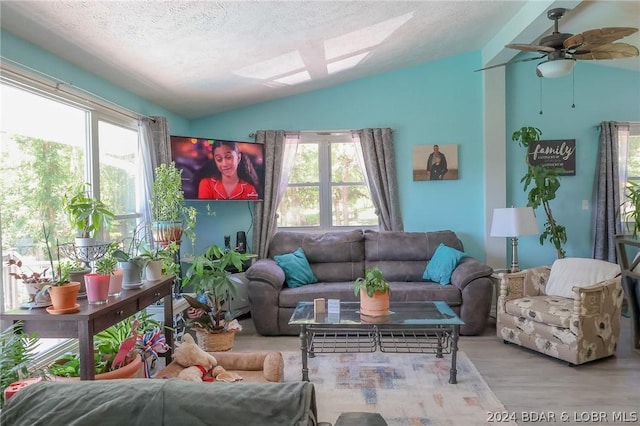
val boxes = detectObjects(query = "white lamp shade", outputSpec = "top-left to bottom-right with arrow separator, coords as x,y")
536,59 -> 575,78
490,207 -> 539,237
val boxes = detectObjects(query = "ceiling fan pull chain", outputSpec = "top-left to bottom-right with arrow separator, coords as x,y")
539,78 -> 544,115
571,68 -> 576,109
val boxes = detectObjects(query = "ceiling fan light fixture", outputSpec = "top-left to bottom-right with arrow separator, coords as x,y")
536,58 -> 576,78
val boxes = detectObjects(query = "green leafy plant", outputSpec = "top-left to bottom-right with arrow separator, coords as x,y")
138,241 -> 180,276
354,267 -> 390,297
62,182 -> 115,238
622,180 -> 640,237
95,254 -> 117,275
150,163 -> 199,251
182,245 -> 249,331
0,322 -> 42,408
47,309 -> 166,377
512,126 -> 567,259
40,225 -> 71,294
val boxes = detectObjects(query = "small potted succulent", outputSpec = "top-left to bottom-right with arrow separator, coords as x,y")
354,267 -> 390,317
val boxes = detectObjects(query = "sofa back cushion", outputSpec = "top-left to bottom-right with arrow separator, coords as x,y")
269,230 -> 365,282
364,230 -> 463,281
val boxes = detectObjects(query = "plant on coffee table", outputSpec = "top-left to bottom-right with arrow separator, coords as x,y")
354,267 -> 390,317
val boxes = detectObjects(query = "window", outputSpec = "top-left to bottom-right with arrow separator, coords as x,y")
0,79 -> 141,312
619,123 -> 640,224
277,132 -> 376,230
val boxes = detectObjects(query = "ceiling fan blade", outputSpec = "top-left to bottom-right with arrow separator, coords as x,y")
564,27 -> 639,50
506,43 -> 555,53
573,42 -> 639,60
474,55 -> 545,72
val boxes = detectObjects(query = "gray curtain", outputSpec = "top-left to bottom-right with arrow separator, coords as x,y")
593,121 -> 622,262
358,128 -> 404,231
253,130 -> 287,258
149,116 -> 172,166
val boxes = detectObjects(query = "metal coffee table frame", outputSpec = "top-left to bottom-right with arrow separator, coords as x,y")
288,301 -> 464,384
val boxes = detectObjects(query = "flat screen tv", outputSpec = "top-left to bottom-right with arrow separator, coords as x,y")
170,136 -> 265,201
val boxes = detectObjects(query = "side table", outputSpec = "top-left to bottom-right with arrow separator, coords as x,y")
0,276 -> 174,380
489,269 -> 508,319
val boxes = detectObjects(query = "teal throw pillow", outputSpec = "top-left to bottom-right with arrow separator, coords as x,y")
274,247 -> 318,288
423,243 -> 467,285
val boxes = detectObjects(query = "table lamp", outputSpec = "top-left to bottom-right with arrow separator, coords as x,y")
490,207 -> 540,272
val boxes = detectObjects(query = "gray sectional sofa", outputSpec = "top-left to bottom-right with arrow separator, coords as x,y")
245,229 -> 493,336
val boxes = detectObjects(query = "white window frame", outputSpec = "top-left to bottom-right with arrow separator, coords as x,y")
278,132 -> 377,233
0,68 -> 143,360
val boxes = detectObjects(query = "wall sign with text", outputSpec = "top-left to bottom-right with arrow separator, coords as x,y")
527,139 -> 576,176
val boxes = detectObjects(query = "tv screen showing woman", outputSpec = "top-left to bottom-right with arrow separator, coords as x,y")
170,136 -> 265,201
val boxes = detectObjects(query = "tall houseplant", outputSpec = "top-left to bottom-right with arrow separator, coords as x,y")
181,245 -> 248,351
150,162 -> 197,248
512,126 -> 567,259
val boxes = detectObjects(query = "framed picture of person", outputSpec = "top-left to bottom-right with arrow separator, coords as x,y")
412,144 -> 459,181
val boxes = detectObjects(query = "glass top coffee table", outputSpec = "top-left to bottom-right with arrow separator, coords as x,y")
288,301 -> 464,384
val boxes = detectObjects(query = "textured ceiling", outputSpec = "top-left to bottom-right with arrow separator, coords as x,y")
1,1 -> 638,119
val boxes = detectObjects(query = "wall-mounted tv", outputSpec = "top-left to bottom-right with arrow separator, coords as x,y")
170,136 -> 265,201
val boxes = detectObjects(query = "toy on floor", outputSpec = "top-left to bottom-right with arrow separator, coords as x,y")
171,334 -> 242,382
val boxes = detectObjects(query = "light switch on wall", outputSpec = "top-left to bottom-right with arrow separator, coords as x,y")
582,200 -> 589,210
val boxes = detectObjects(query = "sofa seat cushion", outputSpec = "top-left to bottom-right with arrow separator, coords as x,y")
504,295 -> 574,329
279,282 -> 358,307
387,282 -> 462,305
278,281 -> 462,309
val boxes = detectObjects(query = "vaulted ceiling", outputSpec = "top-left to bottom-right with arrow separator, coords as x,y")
1,1 -> 638,119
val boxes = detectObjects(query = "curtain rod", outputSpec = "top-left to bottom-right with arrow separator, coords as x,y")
0,56 -> 155,122
248,129 -> 393,138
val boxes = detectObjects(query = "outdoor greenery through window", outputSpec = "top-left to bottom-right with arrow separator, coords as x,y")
619,123 -> 640,227
0,79 -> 141,312
277,132 -> 377,230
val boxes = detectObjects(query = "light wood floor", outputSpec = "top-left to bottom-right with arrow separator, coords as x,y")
233,315 -> 640,423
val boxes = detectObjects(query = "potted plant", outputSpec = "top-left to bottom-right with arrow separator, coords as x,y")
111,225 -> 149,288
622,180 -> 640,237
150,162 -> 198,248
0,322 -> 44,408
512,126 -> 567,259
138,241 -> 179,281
40,227 -> 81,313
47,310 -> 167,379
6,257 -> 52,307
354,267 -> 390,317
85,255 -> 115,304
62,182 -> 115,246
181,244 -> 249,351
59,259 -> 92,297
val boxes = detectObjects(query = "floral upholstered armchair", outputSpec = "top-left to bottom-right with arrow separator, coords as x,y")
496,258 -> 624,365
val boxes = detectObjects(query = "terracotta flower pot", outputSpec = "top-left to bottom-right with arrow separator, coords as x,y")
95,353 -> 143,380
48,281 -> 81,311
85,273 -> 110,304
359,290 -> 390,317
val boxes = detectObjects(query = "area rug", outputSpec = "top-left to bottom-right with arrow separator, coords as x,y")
282,351 -> 517,426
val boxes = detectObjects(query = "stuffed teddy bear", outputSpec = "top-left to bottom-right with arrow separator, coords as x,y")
172,334 -> 218,382
171,334 -> 243,382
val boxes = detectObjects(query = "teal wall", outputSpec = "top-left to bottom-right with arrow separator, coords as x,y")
190,52 -> 487,257
0,30 -> 189,134
3,29 -> 640,265
506,60 -> 640,268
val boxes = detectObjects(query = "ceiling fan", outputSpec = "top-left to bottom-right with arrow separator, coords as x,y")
476,7 -> 639,77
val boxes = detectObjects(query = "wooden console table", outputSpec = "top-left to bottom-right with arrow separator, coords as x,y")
614,235 -> 640,352
0,276 -> 174,380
